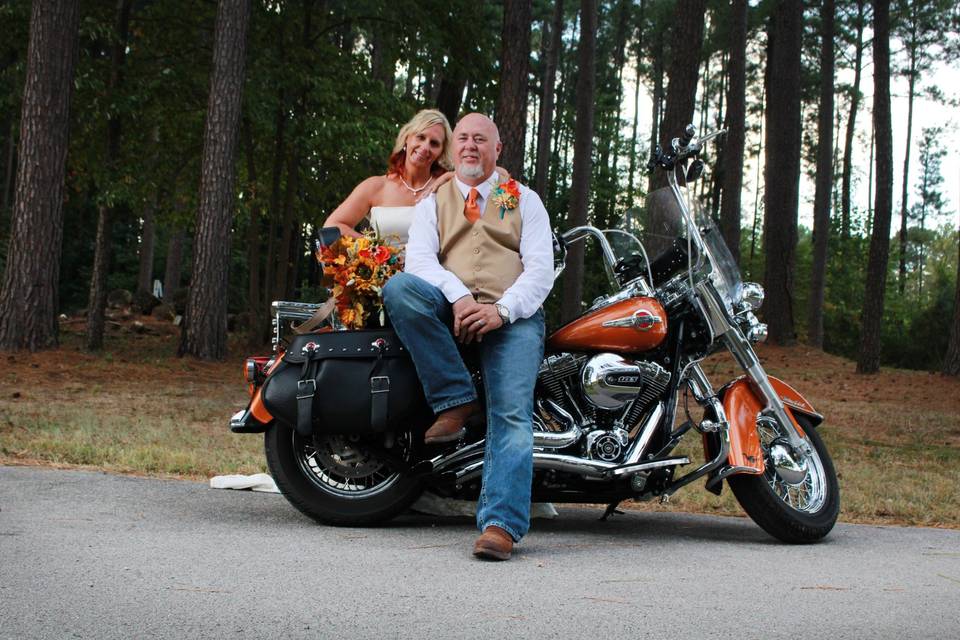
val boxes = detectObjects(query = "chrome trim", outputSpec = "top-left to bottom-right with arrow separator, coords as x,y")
620,402 -> 664,466
610,456 -> 690,477
430,440 -> 485,472
533,400 -> 583,448
581,353 -> 643,410
740,282 -> 764,311
704,465 -> 760,491
768,441 -> 809,485
601,309 -> 662,330
229,408 -> 249,430
454,450 -> 692,485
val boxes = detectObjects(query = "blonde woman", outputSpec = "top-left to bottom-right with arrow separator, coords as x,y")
324,109 -> 454,245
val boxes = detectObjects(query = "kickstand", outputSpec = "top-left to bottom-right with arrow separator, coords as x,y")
600,502 -> 624,521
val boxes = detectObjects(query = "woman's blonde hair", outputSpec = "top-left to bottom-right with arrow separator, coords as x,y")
387,109 -> 454,177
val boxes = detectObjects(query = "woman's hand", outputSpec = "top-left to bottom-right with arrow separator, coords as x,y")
418,171 -> 453,201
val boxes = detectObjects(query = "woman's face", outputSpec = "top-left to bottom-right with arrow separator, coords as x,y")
404,123 -> 445,169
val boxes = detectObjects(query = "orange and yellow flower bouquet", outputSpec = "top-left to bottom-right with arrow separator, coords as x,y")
317,232 -> 403,329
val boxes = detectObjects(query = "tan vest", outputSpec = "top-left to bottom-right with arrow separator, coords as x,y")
435,180 -> 523,304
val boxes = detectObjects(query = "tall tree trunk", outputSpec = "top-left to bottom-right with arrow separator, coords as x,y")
650,0 -> 707,190
719,0 -> 747,264
626,0 -> 645,209
163,227 -> 185,303
840,0 -> 864,240
761,0 -> 804,345
534,0 -> 564,198
559,0 -> 597,322
0,0 -> 80,351
943,229 -> 960,376
242,117 -> 264,340
2,117 -> 14,216
596,0 -> 631,221
181,0 -> 252,360
273,151 -> 299,300
808,0 -> 835,348
163,227 -> 187,304
856,0 -> 893,374
435,73 -> 467,126
647,32 -> 664,194
86,0 -> 134,351
136,196 -> 157,295
495,0 -> 532,179
897,45 -> 917,295
748,82 -> 765,280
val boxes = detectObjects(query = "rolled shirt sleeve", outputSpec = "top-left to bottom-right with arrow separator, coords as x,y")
496,186 -> 554,321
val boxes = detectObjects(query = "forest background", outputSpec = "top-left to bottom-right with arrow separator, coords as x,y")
1,0 -> 959,375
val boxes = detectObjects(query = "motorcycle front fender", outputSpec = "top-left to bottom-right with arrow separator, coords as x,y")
719,376 -> 823,475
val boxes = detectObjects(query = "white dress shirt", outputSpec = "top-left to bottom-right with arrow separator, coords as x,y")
404,172 -> 554,321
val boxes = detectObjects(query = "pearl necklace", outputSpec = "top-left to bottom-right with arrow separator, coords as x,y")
397,174 -> 434,195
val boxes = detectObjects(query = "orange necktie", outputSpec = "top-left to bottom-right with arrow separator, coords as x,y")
464,188 -> 481,224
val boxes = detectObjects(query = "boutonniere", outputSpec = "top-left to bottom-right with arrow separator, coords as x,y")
491,179 -> 520,219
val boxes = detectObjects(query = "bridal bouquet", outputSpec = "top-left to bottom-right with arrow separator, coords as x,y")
317,231 -> 403,329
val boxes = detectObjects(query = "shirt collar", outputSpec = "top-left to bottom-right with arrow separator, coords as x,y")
454,172 -> 498,202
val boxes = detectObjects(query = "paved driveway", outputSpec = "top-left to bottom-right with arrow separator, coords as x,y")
1,465 -> 958,639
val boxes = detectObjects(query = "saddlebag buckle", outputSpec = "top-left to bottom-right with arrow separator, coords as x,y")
370,376 -> 390,393
296,379 -> 317,400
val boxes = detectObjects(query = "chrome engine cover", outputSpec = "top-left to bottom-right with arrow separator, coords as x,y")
581,353 -> 644,409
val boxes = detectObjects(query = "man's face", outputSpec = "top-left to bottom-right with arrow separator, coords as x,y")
453,114 -> 502,182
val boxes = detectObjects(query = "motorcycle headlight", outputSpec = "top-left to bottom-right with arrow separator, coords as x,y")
740,282 -> 764,312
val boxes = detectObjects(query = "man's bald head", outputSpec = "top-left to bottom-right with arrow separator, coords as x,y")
453,113 -> 502,184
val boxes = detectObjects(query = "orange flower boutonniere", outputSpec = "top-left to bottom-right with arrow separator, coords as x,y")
491,179 -> 521,219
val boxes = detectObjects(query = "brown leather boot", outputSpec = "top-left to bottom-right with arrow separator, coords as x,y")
473,525 -> 514,561
423,401 -> 479,444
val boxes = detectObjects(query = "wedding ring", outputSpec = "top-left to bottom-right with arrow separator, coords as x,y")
476,319 -> 486,327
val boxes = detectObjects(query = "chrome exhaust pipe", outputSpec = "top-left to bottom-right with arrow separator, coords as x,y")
454,451 -> 690,485
532,399 -> 582,449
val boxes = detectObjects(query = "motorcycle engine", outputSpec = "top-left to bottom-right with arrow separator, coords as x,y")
537,352 -> 671,461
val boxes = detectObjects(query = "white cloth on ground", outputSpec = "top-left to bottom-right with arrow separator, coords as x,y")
209,473 -> 279,493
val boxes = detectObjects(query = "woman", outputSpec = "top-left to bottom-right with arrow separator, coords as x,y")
324,109 -> 453,245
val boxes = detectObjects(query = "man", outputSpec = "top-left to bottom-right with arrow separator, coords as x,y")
383,113 -> 553,561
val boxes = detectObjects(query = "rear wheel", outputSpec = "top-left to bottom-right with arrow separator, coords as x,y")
265,422 -> 423,526
728,415 -> 839,543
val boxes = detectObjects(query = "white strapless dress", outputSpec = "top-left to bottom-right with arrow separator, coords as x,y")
368,206 -> 415,247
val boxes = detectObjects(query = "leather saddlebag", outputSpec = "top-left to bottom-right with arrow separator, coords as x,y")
260,330 -> 428,436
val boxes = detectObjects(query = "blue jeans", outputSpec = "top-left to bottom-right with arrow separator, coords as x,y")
383,272 -> 545,541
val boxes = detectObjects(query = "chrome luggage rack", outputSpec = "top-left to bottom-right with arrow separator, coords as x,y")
270,299 -> 341,351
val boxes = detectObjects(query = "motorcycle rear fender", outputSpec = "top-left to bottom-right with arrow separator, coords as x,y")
718,376 -> 823,476
231,358 -> 281,434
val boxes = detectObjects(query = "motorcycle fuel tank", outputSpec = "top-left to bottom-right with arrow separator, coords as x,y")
547,297 -> 668,353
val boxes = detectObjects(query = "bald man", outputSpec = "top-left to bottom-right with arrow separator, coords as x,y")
383,113 -> 554,560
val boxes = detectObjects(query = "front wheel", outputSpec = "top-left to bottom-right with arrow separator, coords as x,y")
264,422 -> 423,526
728,415 -> 840,543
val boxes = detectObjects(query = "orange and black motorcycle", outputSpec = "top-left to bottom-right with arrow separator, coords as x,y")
230,126 -> 839,543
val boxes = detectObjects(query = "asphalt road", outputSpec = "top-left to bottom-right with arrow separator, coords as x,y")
1,465 -> 958,639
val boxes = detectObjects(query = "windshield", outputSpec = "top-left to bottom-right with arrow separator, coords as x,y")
606,186 -> 745,308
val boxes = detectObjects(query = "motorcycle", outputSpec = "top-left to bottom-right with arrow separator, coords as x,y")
229,125 -> 840,543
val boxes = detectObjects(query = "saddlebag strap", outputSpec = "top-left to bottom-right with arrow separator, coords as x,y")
296,357 -> 319,437
369,354 -> 389,432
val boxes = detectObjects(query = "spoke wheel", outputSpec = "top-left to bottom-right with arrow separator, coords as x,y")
755,417 -> 828,514
729,415 -> 840,543
265,422 -> 423,526
296,433 -> 403,498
